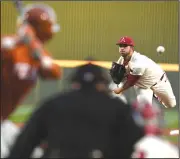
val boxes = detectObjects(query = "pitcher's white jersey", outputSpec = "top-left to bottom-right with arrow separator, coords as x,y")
117,51 -> 164,89
117,51 -> 176,108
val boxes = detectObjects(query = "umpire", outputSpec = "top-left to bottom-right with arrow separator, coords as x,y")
7,62 -> 144,158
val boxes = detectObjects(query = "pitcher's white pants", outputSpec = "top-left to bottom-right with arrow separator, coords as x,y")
134,77 -> 176,108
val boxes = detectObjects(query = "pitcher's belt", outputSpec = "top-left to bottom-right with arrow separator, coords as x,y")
152,73 -> 166,87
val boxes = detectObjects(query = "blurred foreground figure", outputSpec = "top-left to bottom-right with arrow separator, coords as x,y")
131,98 -> 179,158
1,3 -> 62,158
7,62 -> 144,158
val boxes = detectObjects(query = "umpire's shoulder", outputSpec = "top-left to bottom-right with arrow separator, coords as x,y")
44,91 -> 75,105
31,91 -> 78,118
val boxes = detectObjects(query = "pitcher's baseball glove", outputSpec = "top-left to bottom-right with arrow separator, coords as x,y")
109,62 -> 126,84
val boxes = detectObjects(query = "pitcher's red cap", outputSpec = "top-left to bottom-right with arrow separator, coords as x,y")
116,36 -> 135,46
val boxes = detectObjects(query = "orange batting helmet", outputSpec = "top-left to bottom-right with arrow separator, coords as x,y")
17,3 -> 60,42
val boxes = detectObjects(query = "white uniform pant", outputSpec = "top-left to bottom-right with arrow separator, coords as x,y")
134,77 -> 176,108
1,120 -> 43,158
1,120 -> 19,158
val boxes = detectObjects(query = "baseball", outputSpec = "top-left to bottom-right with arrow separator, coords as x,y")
156,46 -> 165,53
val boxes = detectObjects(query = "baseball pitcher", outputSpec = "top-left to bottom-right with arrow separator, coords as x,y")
109,36 -> 176,108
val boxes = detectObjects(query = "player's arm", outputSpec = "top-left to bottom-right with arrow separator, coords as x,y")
38,51 -> 62,80
113,74 -> 141,94
17,25 -> 62,79
113,64 -> 145,94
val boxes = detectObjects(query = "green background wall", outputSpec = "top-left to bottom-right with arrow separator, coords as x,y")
1,1 -> 178,63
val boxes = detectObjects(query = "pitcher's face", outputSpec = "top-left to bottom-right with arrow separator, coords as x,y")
119,44 -> 133,57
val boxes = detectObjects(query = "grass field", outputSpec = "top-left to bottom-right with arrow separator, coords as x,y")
9,105 -> 179,145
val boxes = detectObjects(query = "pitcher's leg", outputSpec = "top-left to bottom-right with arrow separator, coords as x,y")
152,80 -> 176,108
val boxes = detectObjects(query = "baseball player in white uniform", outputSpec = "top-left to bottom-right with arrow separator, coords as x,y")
131,97 -> 179,158
112,36 -> 176,108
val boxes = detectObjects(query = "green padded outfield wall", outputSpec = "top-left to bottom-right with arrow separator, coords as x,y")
1,1 -> 178,63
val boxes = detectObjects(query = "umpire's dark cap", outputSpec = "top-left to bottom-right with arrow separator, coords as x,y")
71,62 -> 110,85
